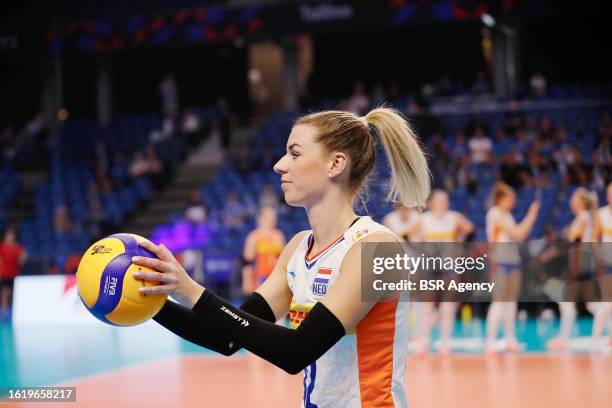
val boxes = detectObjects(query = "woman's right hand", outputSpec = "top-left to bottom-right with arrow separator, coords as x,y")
528,200 -> 541,216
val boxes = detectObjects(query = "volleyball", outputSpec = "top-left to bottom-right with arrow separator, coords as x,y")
76,233 -> 167,326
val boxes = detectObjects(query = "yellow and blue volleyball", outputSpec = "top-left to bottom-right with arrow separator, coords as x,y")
76,233 -> 167,326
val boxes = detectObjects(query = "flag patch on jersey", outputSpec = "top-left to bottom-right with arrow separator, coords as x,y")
312,267 -> 332,296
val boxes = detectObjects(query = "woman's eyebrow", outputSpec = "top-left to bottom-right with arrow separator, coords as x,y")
287,143 -> 301,151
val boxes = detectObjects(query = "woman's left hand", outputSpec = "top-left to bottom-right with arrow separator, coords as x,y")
131,240 -> 205,308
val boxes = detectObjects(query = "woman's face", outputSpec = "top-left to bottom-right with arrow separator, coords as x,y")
500,192 -> 516,210
4,230 -> 16,244
570,194 -> 584,214
274,124 -> 331,207
430,192 -> 449,213
258,208 -> 277,229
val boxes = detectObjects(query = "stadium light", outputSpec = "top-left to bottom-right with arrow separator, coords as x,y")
481,13 -> 496,28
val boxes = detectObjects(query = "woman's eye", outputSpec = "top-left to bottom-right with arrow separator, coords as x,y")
291,152 -> 299,158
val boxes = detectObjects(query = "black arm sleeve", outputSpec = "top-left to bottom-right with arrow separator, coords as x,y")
192,290 -> 345,375
152,291 -> 275,356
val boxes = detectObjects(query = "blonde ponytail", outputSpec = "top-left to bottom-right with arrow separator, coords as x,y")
365,107 -> 430,208
573,187 -> 599,220
489,181 -> 514,208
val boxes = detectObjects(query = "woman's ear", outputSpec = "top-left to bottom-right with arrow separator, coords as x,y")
328,151 -> 348,179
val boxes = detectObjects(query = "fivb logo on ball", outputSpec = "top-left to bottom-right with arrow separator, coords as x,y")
312,267 -> 333,296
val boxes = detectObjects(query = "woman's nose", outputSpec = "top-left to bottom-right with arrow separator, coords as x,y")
273,156 -> 288,174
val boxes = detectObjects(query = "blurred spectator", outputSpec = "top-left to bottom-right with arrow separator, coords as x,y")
592,134 -> 611,167
344,81 -> 370,115
159,71 -> 178,116
455,156 -> 478,194
94,166 -> 113,195
145,145 -> 164,189
222,191 -> 247,229
436,75 -> 458,96
386,82 -> 401,105
53,205 -> 74,234
258,146 -> 277,171
371,82 -> 387,105
590,155 -> 609,190
430,132 -> 451,189
526,148 -> 553,187
184,190 -> 207,224
1,125 -> 16,163
217,98 -> 234,151
539,116 -> 556,141
110,152 -> 129,186
129,150 -> 150,178
468,127 -> 492,164
162,113 -> 177,138
181,109 -> 202,148
408,96 -> 441,139
563,148 -> 592,187
500,151 -> 526,189
530,71 -> 547,97
471,70 -> 490,95
0,228 -> 27,319
84,197 -> 106,238
451,132 -> 469,161
149,113 -> 177,143
93,141 -> 109,173
259,183 -> 280,210
234,145 -> 254,177
597,113 -> 612,139
129,147 -> 162,181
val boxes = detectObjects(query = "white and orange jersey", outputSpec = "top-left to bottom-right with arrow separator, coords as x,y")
486,206 -> 515,243
486,206 -> 520,264
596,206 -> 612,267
419,211 -> 460,242
382,209 -> 420,242
569,210 -> 594,242
597,205 -> 612,242
286,216 -> 409,408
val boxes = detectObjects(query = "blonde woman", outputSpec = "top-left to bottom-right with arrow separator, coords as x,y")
593,182 -> 612,350
547,187 -> 598,351
485,182 -> 539,353
413,190 -> 474,355
132,108 -> 430,407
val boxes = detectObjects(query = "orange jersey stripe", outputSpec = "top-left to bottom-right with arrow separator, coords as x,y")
305,235 -> 344,262
356,300 -> 398,408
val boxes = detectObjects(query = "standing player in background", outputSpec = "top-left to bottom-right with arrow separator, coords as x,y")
242,207 -> 285,295
485,182 -> 539,354
547,187 -> 598,351
593,182 -> 612,350
0,228 -> 27,319
133,107 -> 430,407
412,190 -> 474,355
382,203 -> 421,242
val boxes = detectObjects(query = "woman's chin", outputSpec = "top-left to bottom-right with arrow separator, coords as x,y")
283,193 -> 303,207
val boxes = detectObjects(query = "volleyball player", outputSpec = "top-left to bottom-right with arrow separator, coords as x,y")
547,188 -> 598,351
132,107 -> 430,407
593,182 -> 612,350
382,203 -> 421,242
485,182 -> 539,354
413,190 -> 474,355
241,207 -> 285,294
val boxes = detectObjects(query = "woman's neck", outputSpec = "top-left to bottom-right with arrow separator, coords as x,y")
305,190 -> 357,253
